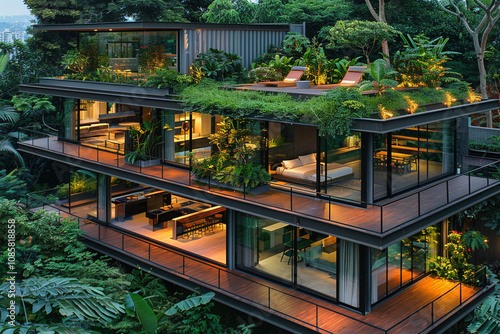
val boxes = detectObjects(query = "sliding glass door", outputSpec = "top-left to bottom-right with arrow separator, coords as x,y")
370,225 -> 441,305
236,213 -> 365,307
374,120 -> 455,200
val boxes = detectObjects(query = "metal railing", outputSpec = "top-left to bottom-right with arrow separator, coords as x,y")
19,126 -> 500,235
27,191 -> 490,334
374,161 -> 500,233
384,266 -> 488,334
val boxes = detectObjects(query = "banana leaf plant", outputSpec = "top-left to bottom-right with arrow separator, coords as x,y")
124,119 -> 164,164
125,291 -> 215,333
358,58 -> 399,95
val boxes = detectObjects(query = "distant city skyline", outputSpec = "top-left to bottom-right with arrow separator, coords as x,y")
4,0 -> 31,16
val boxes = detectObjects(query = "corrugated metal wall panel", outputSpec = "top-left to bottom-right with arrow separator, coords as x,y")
182,28 -> 288,74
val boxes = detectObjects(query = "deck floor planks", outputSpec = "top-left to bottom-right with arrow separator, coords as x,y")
24,138 -> 499,235
77,218 -> 483,334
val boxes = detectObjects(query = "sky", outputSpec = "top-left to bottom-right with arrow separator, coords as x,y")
3,0 -> 31,16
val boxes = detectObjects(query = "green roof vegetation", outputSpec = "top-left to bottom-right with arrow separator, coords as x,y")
180,80 -> 471,137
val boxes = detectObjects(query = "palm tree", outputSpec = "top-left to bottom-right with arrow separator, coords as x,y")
0,53 -> 24,167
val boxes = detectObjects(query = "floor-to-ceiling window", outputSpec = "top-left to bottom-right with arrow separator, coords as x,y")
268,123 -> 361,202
321,134 -> 362,202
57,97 -> 78,141
374,120 -> 455,200
168,112 -> 220,165
374,134 -> 388,200
79,30 -> 178,73
370,224 -> 441,305
236,212 -> 346,303
235,213 -> 294,285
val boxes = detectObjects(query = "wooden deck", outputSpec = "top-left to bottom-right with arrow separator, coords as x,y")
21,137 -> 500,234
79,220 -> 489,334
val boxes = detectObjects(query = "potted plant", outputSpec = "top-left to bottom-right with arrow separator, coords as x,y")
192,117 -> 271,194
125,119 -> 164,167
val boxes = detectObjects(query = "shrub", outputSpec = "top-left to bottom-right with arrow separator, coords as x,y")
247,67 -> 283,83
192,48 -> 246,81
140,68 -> 194,92
137,44 -> 168,74
393,34 -> 461,88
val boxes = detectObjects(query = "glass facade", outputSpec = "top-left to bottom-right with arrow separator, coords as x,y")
57,97 -> 78,141
374,120 -> 455,200
79,30 -> 178,73
235,212 -> 341,302
370,224 -> 441,304
321,134 -> 362,202
169,112 -> 219,165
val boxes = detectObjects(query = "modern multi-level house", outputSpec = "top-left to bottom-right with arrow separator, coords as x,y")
18,21 -> 500,334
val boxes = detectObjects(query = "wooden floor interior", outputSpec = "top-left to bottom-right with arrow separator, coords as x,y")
67,199 -> 227,264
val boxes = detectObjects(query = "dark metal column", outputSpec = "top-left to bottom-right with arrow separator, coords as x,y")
361,132 -> 374,206
97,174 -> 111,224
316,130 -> 322,195
359,244 -> 372,315
226,209 -> 235,270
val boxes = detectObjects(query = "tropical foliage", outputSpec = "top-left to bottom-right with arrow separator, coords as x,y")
62,41 -> 110,80
193,117 -> 271,189
358,59 -> 399,95
393,34 -> 461,88
125,119 -> 164,164
429,231 -> 488,285
137,44 -> 169,73
327,20 -> 400,63
181,80 -> 470,136
0,277 -> 124,332
468,276 -> 500,334
191,48 -> 246,81
140,68 -> 194,92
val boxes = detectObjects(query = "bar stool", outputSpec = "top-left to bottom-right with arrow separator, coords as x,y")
205,216 -> 215,233
214,214 -> 224,230
192,220 -> 203,238
182,223 -> 195,239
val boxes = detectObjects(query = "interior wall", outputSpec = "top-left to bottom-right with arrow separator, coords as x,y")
294,125 -> 317,156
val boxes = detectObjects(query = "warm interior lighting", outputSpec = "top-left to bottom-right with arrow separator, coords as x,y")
467,88 -> 481,103
379,105 -> 394,119
404,96 -> 419,114
444,92 -> 456,107
109,29 -> 113,31
93,29 -> 98,32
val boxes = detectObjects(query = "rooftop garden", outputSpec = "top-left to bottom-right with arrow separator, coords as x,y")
53,30 -> 492,138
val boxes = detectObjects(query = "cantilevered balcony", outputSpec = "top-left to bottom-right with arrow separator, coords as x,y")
25,198 -> 495,334
17,128 -> 500,247
80,220 -> 493,334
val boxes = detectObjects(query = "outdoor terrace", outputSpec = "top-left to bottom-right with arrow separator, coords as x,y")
18,129 -> 500,247
26,199 -> 494,334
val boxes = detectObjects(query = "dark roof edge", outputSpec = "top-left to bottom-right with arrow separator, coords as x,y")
351,99 -> 500,133
33,21 -> 294,32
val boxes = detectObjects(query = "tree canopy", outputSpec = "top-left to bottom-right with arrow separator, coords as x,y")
327,20 -> 400,63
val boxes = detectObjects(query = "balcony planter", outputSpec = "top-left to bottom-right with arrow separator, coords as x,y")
193,176 -> 271,195
125,157 -> 161,168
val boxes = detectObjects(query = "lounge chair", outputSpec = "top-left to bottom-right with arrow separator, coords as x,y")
259,66 -> 307,87
314,66 -> 367,89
